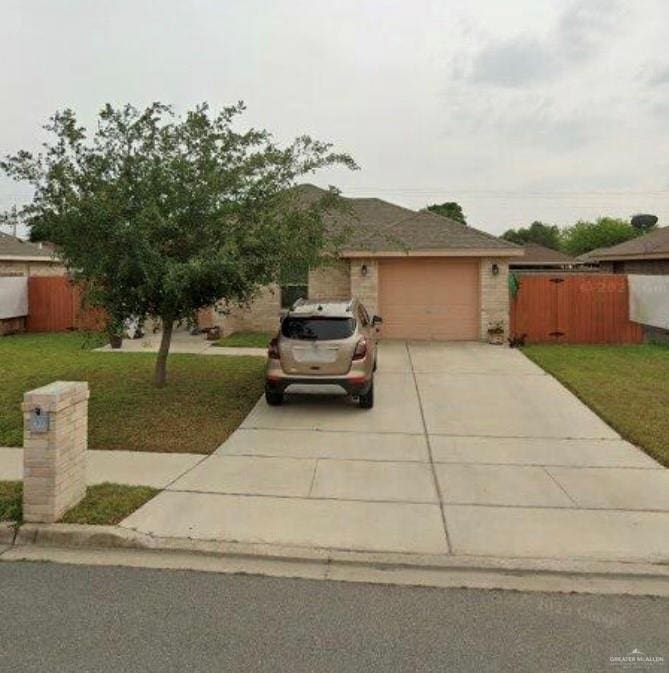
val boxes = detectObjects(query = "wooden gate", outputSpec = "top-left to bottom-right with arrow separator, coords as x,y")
26,276 -> 106,332
510,274 -> 643,344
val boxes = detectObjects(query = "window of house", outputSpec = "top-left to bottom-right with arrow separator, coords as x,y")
280,263 -> 309,309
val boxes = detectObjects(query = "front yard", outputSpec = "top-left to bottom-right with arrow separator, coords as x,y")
0,481 -> 159,525
523,344 -> 669,467
0,333 -> 265,453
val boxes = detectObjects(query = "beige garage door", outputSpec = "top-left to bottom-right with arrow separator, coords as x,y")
378,258 -> 480,340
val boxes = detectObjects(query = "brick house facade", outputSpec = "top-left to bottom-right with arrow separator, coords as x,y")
213,186 -> 522,340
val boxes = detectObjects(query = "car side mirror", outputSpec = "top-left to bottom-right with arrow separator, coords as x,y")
372,315 -> 383,326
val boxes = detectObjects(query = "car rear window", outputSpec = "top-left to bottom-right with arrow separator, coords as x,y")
281,317 -> 356,341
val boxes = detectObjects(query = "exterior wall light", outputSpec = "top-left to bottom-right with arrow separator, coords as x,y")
361,264 -> 368,277
491,263 -> 499,276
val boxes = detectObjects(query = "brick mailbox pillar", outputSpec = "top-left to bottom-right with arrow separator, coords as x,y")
22,381 -> 89,523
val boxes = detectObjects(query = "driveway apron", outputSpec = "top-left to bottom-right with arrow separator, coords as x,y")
121,341 -> 669,564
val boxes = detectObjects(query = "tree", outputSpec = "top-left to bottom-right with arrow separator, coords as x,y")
1,102 -> 357,386
426,202 -> 466,224
560,217 -> 640,257
501,221 -> 561,250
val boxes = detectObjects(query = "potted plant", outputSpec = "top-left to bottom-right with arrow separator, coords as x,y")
487,321 -> 505,345
107,316 -> 125,349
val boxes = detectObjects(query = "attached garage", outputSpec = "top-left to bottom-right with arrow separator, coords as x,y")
230,186 -> 524,339
378,258 -> 480,340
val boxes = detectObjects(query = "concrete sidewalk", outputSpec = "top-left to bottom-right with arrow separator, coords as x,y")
0,447 -> 204,489
93,331 -> 266,357
120,341 -> 669,565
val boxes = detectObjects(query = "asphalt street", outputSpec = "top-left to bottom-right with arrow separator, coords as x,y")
1,561 -> 667,673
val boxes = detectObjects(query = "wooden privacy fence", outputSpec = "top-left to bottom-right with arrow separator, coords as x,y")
26,276 -> 107,332
510,274 -> 643,344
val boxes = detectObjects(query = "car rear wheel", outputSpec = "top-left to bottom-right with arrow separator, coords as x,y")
358,380 -> 374,409
265,390 -> 284,406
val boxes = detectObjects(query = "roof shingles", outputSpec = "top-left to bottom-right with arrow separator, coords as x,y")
0,232 -> 57,259
594,227 -> 669,260
296,184 -> 520,255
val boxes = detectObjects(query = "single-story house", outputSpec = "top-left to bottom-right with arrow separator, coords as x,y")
220,185 -> 523,340
0,232 -> 65,277
509,243 -> 576,271
593,226 -> 669,275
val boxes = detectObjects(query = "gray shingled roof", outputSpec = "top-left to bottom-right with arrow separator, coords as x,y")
294,185 -> 521,255
512,242 -> 575,265
0,232 -> 58,259
594,227 -> 669,260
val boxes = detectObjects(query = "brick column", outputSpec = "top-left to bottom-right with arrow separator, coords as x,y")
22,381 -> 89,523
479,258 -> 510,340
349,258 -> 379,316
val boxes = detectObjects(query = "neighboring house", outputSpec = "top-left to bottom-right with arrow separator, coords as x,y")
0,232 -> 65,276
510,243 -> 576,271
222,185 -> 523,340
593,226 -> 669,275
574,247 -> 608,269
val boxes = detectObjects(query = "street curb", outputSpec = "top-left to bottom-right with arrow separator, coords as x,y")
0,522 -> 17,545
8,523 -> 669,597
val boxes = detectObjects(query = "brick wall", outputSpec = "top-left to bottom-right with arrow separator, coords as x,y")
479,258 -> 510,340
349,259 -> 379,316
308,260 -> 351,300
215,284 -> 282,334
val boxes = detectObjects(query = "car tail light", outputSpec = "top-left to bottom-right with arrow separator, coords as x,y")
352,337 -> 368,360
268,338 -> 280,360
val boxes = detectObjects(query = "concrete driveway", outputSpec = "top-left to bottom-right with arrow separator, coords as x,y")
122,342 -> 669,564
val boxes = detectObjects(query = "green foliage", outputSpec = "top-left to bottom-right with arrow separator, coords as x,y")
501,221 -> 561,250
560,217 -> 640,256
1,102 -> 357,384
426,202 -> 467,224
61,483 -> 160,525
0,481 -> 22,522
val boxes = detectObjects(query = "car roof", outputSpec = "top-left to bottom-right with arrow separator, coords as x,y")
288,299 -> 357,318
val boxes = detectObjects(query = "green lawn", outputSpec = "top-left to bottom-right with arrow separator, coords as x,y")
213,330 -> 274,348
522,344 -> 669,467
0,332 -> 265,453
0,481 -> 22,522
61,483 -> 159,525
0,481 -> 158,525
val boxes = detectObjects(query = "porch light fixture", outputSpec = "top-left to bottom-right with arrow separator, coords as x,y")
361,264 -> 368,277
491,263 -> 499,276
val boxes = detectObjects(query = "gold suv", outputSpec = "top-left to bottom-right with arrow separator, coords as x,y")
265,298 -> 382,408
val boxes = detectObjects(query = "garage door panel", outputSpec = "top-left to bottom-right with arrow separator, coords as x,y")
379,259 -> 480,340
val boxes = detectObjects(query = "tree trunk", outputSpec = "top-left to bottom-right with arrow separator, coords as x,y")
154,318 -> 174,387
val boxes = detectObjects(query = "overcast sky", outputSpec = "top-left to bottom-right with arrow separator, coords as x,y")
1,0 -> 668,236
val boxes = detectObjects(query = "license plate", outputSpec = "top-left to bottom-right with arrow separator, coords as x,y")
293,344 -> 338,364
